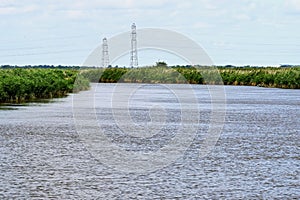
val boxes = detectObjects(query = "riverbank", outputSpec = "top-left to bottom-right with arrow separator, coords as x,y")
81,66 -> 300,89
0,68 -> 89,103
218,67 -> 300,89
0,66 -> 299,103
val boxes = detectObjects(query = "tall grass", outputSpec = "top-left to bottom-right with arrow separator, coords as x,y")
1,66 -> 298,104
81,66 -> 300,89
219,67 -> 300,89
0,68 -> 89,103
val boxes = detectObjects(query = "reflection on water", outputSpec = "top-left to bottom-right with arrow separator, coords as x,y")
0,98 -> 57,110
0,84 -> 299,199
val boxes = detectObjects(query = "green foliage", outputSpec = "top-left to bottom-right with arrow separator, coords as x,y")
156,61 -> 168,67
219,67 -> 300,89
79,68 -> 105,82
82,66 -> 299,89
0,68 -> 90,103
121,67 -> 187,83
101,68 -> 129,83
81,67 -> 188,84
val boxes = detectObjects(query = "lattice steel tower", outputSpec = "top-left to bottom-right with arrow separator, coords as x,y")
130,23 -> 138,67
102,37 -> 109,68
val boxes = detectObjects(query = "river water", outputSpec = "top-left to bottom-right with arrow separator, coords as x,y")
0,84 -> 299,199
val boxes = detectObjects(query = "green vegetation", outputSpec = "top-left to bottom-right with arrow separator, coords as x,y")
219,67 -> 300,89
0,65 -> 298,104
81,66 -> 300,89
0,68 -> 89,103
81,67 -> 188,84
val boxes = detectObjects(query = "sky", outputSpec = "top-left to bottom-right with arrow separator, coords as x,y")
0,0 -> 299,67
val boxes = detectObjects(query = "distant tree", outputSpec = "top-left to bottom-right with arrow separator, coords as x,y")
156,61 -> 167,67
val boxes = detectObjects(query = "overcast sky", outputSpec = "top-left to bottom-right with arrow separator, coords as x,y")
0,0 -> 299,66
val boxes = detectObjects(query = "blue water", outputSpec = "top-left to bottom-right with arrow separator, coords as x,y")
0,84 -> 299,199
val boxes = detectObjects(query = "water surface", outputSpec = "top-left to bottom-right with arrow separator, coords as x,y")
0,84 -> 299,199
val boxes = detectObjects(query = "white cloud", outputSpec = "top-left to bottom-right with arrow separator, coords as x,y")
234,14 -> 252,21
0,4 -> 38,15
0,0 -> 299,66
69,0 -> 172,10
285,0 -> 300,12
65,10 -> 86,19
0,6 -> 16,15
192,21 -> 212,29
0,0 -> 18,6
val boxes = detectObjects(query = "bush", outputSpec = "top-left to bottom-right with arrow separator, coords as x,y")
0,68 -> 90,103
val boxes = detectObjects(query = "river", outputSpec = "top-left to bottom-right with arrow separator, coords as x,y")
0,83 -> 299,199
